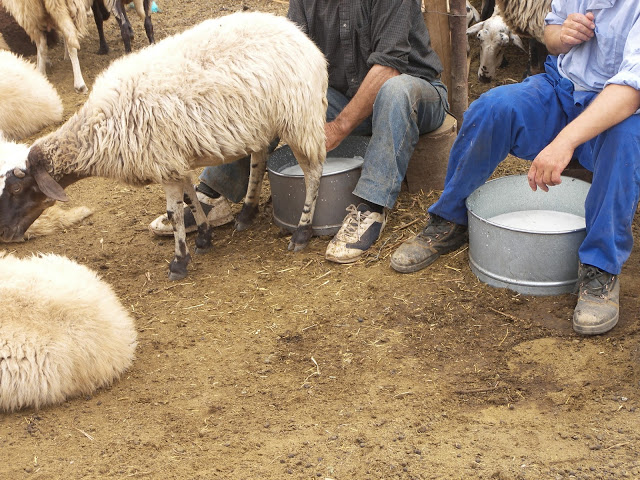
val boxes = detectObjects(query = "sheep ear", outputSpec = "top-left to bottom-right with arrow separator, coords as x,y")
511,33 -> 526,51
467,22 -> 484,35
33,166 -> 69,202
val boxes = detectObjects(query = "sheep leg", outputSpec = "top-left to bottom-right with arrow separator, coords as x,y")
92,0 -> 109,54
235,150 -> 267,231
163,182 -> 192,281
65,44 -> 87,93
287,147 -> 322,252
141,0 -> 155,44
183,183 -> 213,254
111,1 -> 134,53
36,33 -> 48,75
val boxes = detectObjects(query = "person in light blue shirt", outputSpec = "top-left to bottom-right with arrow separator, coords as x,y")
391,0 -> 640,336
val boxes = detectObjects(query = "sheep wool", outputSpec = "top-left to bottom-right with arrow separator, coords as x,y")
496,0 -> 551,42
0,50 -> 63,141
0,253 -> 137,412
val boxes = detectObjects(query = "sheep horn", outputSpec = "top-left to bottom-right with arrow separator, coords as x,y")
13,168 -> 25,178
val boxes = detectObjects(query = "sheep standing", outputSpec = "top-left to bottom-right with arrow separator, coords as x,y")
0,252 -> 137,412
92,0 -> 154,55
0,11 -> 328,281
467,0 -> 551,82
1,0 -> 92,93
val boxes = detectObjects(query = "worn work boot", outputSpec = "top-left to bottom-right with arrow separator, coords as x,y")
573,263 -> 620,335
149,190 -> 234,237
390,213 -> 468,273
325,203 -> 387,264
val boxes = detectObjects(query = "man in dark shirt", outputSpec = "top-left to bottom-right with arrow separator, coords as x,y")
149,0 -> 448,263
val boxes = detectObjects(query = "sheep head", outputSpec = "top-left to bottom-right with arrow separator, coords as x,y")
0,143 -> 67,242
467,14 -> 525,83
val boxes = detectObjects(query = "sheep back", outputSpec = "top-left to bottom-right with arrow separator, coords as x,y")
0,253 -> 137,412
38,11 -> 328,185
495,0 -> 551,42
0,50 -> 63,141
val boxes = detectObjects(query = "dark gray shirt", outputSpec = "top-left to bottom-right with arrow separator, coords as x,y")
287,0 -> 444,98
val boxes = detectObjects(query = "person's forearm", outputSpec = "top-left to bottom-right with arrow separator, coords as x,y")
556,84 -> 640,150
544,12 -> 595,56
544,24 -> 570,55
333,65 -> 400,136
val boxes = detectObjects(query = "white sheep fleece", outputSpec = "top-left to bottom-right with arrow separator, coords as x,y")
0,252 -> 137,412
33,11 -> 328,185
496,0 -> 551,42
0,50 -> 63,142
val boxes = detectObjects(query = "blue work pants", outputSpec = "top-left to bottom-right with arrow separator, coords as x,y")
429,57 -> 640,275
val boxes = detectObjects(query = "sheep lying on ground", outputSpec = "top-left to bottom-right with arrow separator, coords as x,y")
2,0 -> 92,93
0,11 -> 328,281
92,0 -> 154,54
0,252 -> 137,412
0,50 -> 63,141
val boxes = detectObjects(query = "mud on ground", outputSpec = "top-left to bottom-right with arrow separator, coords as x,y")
1,0 -> 639,478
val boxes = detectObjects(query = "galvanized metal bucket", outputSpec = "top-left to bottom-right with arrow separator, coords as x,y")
267,136 -> 369,236
465,174 -> 591,295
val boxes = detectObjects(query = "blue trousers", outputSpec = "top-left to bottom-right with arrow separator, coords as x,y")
429,57 -> 640,275
199,75 -> 448,209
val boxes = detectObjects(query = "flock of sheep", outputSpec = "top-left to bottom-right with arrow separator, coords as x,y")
0,0 -> 548,412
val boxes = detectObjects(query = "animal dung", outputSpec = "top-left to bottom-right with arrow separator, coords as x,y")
0,253 -> 137,412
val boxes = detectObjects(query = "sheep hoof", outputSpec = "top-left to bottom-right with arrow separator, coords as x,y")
168,255 -> 191,280
168,270 -> 187,281
288,225 -> 313,251
195,245 -> 211,255
235,204 -> 258,231
288,239 -> 308,252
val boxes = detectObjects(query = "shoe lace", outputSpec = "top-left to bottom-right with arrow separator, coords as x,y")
339,204 -> 369,242
576,264 -> 615,297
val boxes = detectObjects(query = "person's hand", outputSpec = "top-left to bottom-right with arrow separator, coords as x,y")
560,12 -> 595,48
325,120 -> 347,153
527,139 -> 575,192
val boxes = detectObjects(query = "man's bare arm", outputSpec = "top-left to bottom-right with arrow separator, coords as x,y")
325,65 -> 400,152
544,12 -> 595,55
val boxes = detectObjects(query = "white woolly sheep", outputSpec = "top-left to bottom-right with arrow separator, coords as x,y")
92,0 -> 154,55
468,0 -> 551,82
467,7 -> 526,82
2,0 -> 92,93
0,11 -> 328,281
0,50 -> 63,141
0,252 -> 137,412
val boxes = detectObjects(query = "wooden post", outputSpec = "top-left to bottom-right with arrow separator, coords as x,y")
448,0 -> 469,128
423,0 -> 451,104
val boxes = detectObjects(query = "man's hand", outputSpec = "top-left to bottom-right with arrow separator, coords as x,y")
325,120 -> 347,153
561,12 -> 595,47
545,12 -> 595,55
527,138 -> 575,192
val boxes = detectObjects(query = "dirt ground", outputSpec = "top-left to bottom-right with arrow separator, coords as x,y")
1,1 -> 640,479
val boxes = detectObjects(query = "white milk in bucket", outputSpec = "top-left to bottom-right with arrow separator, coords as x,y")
279,156 -> 364,177
488,209 -> 585,232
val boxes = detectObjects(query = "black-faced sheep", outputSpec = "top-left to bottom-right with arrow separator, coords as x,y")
0,11 -> 328,281
1,0 -> 92,93
92,0 -> 154,55
0,252 -> 137,412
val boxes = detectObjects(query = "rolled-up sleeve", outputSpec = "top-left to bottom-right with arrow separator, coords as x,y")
605,19 -> 640,91
366,0 -> 411,72
545,0 -> 574,26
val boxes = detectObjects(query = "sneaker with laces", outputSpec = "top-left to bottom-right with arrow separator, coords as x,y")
325,203 -> 386,264
148,191 -> 234,237
390,213 -> 468,273
573,263 -> 619,335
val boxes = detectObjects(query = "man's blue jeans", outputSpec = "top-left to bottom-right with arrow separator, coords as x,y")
429,57 -> 640,275
199,74 -> 448,209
